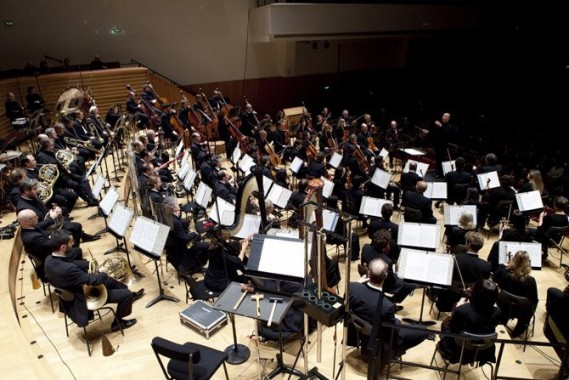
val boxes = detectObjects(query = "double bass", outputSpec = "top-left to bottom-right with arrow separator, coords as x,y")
225,116 -> 249,154
198,88 -> 219,140
126,84 -> 161,130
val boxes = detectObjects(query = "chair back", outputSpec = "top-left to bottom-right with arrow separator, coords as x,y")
453,331 -> 497,364
27,253 -> 47,282
497,288 -> 532,317
545,225 -> 569,245
495,200 -> 514,220
349,310 -> 373,336
151,337 -> 199,379
54,287 -> 75,302
403,207 -> 423,222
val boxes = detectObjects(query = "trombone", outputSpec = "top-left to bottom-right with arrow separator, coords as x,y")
63,136 -> 102,154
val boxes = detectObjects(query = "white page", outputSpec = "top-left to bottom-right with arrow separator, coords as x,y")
515,190 -> 543,212
400,148 -> 425,156
231,145 -> 242,164
177,164 -> 191,181
378,148 -> 389,160
258,238 -> 305,279
92,175 -> 105,199
442,160 -> 456,176
181,150 -> 190,169
443,205 -> 478,226
129,216 -> 160,255
239,154 -> 255,175
195,182 -> 212,208
108,202 -> 134,237
477,171 -> 500,190
210,198 -> 236,226
397,248 -> 454,286
371,168 -> 390,189
397,221 -> 440,249
424,182 -> 448,199
290,156 -> 304,174
322,177 -> 334,198
267,184 -> 293,209
263,175 -> 274,196
309,209 -> 340,231
234,214 -> 262,238
175,140 -> 184,158
328,152 -> 343,168
100,186 -> 119,216
403,160 -> 430,177
498,241 -> 543,268
359,196 -> 392,217
182,169 -> 197,192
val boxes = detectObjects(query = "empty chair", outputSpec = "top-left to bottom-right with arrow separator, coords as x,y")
179,272 -> 220,304
151,336 -> 229,380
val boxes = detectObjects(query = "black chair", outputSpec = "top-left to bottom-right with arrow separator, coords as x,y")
430,331 -> 497,380
403,207 -> 423,223
349,310 -> 373,356
151,336 -> 229,380
27,252 -> 55,313
543,312 -> 569,377
544,225 -> 569,266
497,289 -> 536,351
54,287 -> 124,356
179,272 -> 220,304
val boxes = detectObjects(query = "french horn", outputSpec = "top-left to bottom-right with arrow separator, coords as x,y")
83,252 -> 108,310
55,149 -> 74,170
37,163 -> 59,204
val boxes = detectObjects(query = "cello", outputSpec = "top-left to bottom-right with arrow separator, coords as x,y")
178,91 -> 202,130
225,116 -> 249,154
126,84 -> 161,130
198,88 -> 220,140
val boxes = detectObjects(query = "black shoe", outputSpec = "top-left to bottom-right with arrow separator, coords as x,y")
0,231 -> 15,240
132,288 -> 145,302
395,305 -> 404,312
111,318 -> 137,332
426,333 -> 436,341
87,199 -> 99,207
82,233 -> 101,242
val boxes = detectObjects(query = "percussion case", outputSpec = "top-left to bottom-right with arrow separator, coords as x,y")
179,300 -> 227,339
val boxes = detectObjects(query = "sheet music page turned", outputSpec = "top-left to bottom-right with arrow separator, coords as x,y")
359,196 -> 392,217
515,190 -> 544,212
397,222 -> 440,249
477,171 -> 500,190
290,156 -> 304,173
398,248 -> 454,286
175,140 -> 184,158
258,237 -> 305,279
371,168 -> 390,189
129,216 -> 170,258
100,186 -> 119,216
329,152 -> 343,168
231,146 -> 242,165
322,177 -> 334,199
235,214 -> 262,238
92,175 -> 105,199
443,205 -> 478,226
267,184 -> 292,209
108,202 -> 134,237
195,182 -> 212,209
424,182 -> 448,200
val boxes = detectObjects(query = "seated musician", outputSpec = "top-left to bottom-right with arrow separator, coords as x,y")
126,90 -> 149,129
444,212 -> 476,252
286,179 -> 309,228
444,157 -> 473,206
190,132 -> 209,166
58,117 -> 94,162
162,197 -> 209,275
435,231 -> 491,312
146,175 -> 166,205
306,151 -> 330,180
478,175 -> 517,229
71,110 -> 103,150
199,155 -> 221,188
4,92 -> 26,123
159,103 -> 179,141
437,279 -> 500,365
9,168 -> 27,208
46,125 -> 87,174
87,106 -> 110,146
527,195 -> 569,260
214,170 -> 237,203
360,229 -> 415,306
399,161 -> 422,195
356,123 -> 378,158
545,285 -> 569,364
204,237 -> 250,293
348,258 -> 429,362
401,180 -> 437,224
368,204 -> 399,257
486,217 -> 533,272
367,156 -> 401,209
477,152 -> 503,175
344,175 -> 367,227
45,230 -> 143,332
17,178 -> 101,244
240,103 -> 259,137
341,144 -> 367,180
35,138 -> 98,206
105,104 -> 121,130
18,209 -> 86,280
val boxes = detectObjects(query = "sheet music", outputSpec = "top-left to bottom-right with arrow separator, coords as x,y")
498,241 -> 542,268
92,175 -> 105,199
477,171 -> 500,190
263,175 -> 273,196
397,222 -> 440,249
400,148 -> 425,156
258,237 -> 305,279
403,160 -> 429,176
85,156 -> 99,178
378,148 -> 389,160
309,209 -> 340,231
129,216 -> 170,258
195,182 -> 212,208
267,228 -> 300,239
183,169 -> 197,192
424,182 -> 448,199
359,196 -> 392,217
234,214 -> 262,238
181,150 -> 191,170
100,186 -> 119,216
443,205 -> 478,226
239,154 -> 255,175
108,202 -> 134,237
290,157 -> 304,174
266,183 -> 293,209
398,248 -> 454,286
322,177 -> 334,199
231,146 -> 242,165
210,198 -> 236,226
328,152 -> 343,168
442,160 -> 456,176
371,168 -> 390,189
515,190 -> 544,212
175,140 -> 184,159
177,164 -> 191,181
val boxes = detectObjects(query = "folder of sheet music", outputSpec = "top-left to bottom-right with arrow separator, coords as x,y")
129,216 -> 171,259
108,202 -> 134,237
100,186 -> 120,216
398,248 -> 454,286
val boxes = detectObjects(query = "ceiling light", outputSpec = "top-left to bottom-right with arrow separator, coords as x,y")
111,27 -> 123,35
3,20 -> 15,27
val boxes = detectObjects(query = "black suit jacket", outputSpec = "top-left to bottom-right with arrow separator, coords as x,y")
402,190 -> 435,223
455,253 -> 492,284
17,196 -> 56,230
214,180 -> 237,203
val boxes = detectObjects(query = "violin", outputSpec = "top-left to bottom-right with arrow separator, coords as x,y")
367,135 -> 379,153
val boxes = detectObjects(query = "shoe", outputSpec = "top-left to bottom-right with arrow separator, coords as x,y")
395,305 -> 404,312
426,333 -> 436,341
111,318 -> 137,332
82,233 -> 101,242
132,288 -> 145,302
0,231 -> 15,240
87,199 -> 99,207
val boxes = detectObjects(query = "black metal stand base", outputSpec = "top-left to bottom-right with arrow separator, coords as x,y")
402,286 -> 436,326
307,366 -> 328,379
145,293 -> 179,308
104,243 -> 128,255
224,343 -> 250,365
266,353 -> 306,379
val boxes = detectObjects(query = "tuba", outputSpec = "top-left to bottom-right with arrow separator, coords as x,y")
83,251 -> 108,310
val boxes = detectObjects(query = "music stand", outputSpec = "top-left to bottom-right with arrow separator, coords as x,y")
87,174 -> 106,221
129,215 -> 178,308
99,186 -> 120,243
397,248 -> 454,326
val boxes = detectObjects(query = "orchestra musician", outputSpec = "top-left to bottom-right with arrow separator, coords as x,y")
214,170 -> 237,203
204,237 -> 250,293
199,155 -> 221,188
306,151 -> 330,180
367,156 -> 401,209
71,110 -> 103,150
87,106 -> 110,146
126,90 -> 149,129
240,103 -> 259,137
47,125 -> 87,174
4,92 -> 26,123
357,123 -> 378,158
401,181 -> 437,224
159,103 -> 179,141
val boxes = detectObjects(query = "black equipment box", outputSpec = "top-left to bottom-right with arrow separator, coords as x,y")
179,301 -> 227,339
296,285 -> 344,327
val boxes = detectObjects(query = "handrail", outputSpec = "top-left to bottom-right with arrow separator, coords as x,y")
129,59 -> 194,96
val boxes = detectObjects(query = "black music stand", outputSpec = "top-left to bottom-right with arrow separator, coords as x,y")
401,284 -> 436,326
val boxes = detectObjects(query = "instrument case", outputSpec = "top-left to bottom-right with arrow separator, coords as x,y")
179,300 -> 227,339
